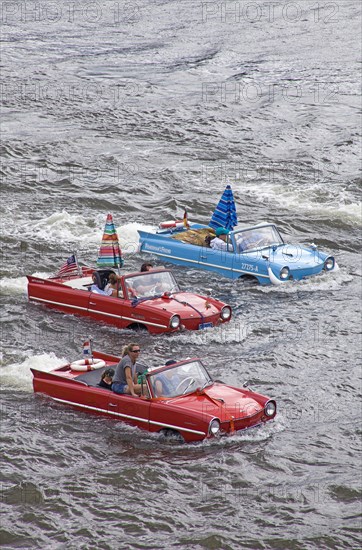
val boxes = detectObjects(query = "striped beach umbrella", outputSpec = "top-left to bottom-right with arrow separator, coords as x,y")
209,185 -> 238,231
96,214 -> 123,269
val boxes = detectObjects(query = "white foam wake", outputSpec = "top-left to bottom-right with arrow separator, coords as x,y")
257,267 -> 353,294
167,318 -> 248,346
0,352 -> 67,391
235,182 -> 361,226
3,209 -> 156,254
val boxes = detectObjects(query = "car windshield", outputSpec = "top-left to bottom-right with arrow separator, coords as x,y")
148,360 -> 212,398
125,270 -> 179,299
233,225 -> 283,253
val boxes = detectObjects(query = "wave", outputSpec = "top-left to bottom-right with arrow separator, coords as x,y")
257,267 -> 353,294
1,209 -> 155,258
0,352 -> 67,391
167,318 -> 248,346
0,276 -> 30,295
235,181 -> 361,226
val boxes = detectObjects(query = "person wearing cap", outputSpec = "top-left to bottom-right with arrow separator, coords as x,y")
98,368 -> 115,389
210,227 -> 233,252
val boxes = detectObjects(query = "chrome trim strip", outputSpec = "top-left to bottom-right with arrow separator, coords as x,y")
142,251 -> 270,278
30,297 -> 88,311
51,397 -> 206,436
30,297 -> 169,329
87,309 -> 168,329
232,268 -> 268,278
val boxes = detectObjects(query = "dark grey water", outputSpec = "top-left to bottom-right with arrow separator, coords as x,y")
1,1 -> 361,548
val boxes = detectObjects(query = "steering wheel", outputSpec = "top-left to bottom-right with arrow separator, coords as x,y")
176,377 -> 195,395
148,285 -> 160,295
248,238 -> 265,249
255,238 -> 267,247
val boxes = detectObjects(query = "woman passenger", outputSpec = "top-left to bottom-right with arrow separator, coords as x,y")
111,343 -> 144,397
105,273 -> 121,297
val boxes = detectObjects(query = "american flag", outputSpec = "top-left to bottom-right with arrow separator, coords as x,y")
57,254 -> 78,277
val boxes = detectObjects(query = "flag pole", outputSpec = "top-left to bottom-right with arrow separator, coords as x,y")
113,244 -> 121,276
73,251 -> 82,277
89,337 -> 93,362
83,337 -> 94,363
183,209 -> 190,229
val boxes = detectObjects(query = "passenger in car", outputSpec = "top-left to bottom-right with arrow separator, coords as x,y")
104,273 -> 122,297
140,262 -> 154,272
210,228 -> 234,252
237,232 -> 265,252
131,272 -> 165,298
98,368 -> 114,389
153,360 -> 178,397
90,273 -> 109,295
112,343 -> 144,397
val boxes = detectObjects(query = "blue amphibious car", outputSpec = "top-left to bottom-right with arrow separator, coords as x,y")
138,222 -> 338,286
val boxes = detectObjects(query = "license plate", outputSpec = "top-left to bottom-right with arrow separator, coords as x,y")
199,322 -> 213,330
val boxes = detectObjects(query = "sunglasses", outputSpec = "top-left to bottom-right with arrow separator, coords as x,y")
131,349 -> 141,353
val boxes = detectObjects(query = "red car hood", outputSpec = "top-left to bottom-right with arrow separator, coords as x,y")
164,383 -> 264,421
139,292 -> 221,317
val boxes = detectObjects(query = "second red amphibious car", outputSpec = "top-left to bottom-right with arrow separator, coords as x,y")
27,267 -> 232,334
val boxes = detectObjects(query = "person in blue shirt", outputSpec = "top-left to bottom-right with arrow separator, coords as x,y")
153,360 -> 180,397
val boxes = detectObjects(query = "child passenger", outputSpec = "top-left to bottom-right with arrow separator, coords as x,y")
98,368 -> 114,389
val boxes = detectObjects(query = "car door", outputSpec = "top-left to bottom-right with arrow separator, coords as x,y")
107,393 -> 151,431
87,293 -> 128,328
197,243 -> 234,278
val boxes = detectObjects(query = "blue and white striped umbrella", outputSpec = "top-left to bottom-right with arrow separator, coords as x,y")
209,185 -> 238,231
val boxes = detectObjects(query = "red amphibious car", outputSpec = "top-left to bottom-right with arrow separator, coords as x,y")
27,267 -> 232,334
31,351 -> 277,443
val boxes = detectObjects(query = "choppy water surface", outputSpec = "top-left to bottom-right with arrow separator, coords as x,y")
1,1 -> 361,548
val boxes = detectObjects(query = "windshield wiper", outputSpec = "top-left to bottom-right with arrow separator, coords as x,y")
131,295 -> 163,306
200,379 -> 213,391
168,285 -> 179,294
182,378 -> 195,395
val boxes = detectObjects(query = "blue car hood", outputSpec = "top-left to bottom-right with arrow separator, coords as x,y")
245,244 -> 326,268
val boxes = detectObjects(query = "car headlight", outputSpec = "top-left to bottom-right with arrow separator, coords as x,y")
208,419 -> 220,436
324,257 -> 335,271
170,315 -> 180,329
279,266 -> 290,280
264,400 -> 276,417
220,306 -> 232,320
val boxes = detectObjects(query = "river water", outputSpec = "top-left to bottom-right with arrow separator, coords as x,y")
1,1 -> 361,548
